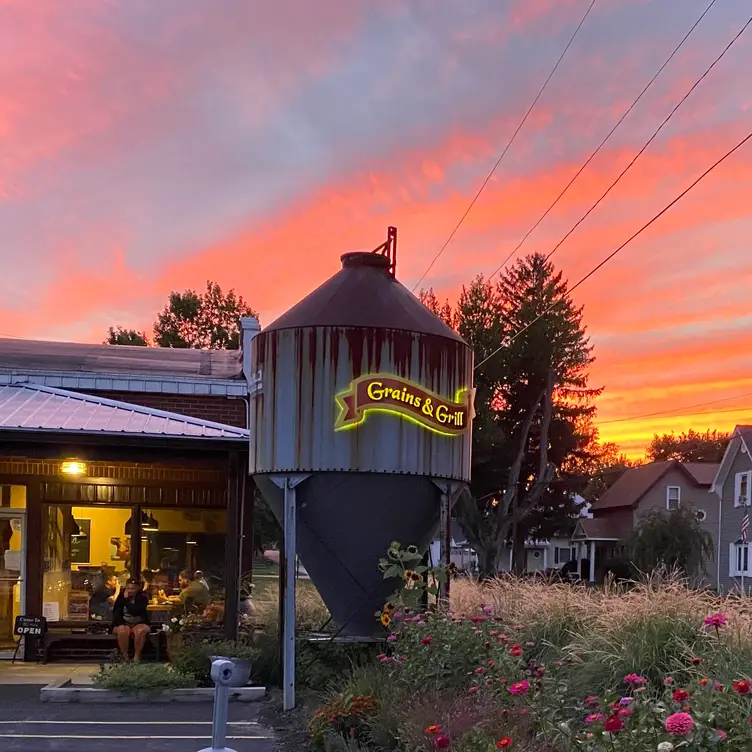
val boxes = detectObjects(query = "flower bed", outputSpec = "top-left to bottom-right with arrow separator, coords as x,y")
308,553 -> 752,751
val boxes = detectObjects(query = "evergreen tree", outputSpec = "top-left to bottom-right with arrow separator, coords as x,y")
422,253 -> 598,577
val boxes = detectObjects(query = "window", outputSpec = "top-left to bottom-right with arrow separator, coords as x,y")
42,504 -> 134,622
735,472 -> 752,507
730,542 -> 752,577
666,486 -> 681,511
554,546 -> 577,565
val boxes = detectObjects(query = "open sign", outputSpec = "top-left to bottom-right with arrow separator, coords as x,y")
13,615 -> 47,637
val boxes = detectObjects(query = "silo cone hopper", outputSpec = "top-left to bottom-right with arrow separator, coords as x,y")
255,473 -> 443,636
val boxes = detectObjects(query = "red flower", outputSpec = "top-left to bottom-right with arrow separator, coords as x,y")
617,708 -> 633,717
496,739 -> 513,749
425,725 -> 441,735
604,715 -> 623,732
435,734 -> 451,749
584,695 -> 600,707
672,689 -> 690,703
691,657 -> 702,665
421,636 -> 433,646
508,644 -> 523,657
623,673 -> 647,686
733,679 -> 751,695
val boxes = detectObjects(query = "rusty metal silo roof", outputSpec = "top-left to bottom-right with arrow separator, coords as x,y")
264,252 -> 464,343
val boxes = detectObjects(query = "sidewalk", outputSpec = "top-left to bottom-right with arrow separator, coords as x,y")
0,663 -> 95,686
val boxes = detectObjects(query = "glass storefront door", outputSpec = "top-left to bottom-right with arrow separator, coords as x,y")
0,510 -> 26,658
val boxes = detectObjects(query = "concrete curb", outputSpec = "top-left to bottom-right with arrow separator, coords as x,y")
40,679 -> 267,704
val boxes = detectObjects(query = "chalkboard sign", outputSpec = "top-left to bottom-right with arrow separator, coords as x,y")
14,615 -> 47,637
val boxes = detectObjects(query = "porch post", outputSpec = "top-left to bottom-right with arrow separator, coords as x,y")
224,452 -> 241,640
588,540 -> 596,583
542,545 -> 548,571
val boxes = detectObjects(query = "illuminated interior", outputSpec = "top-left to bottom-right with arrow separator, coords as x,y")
42,504 -> 227,625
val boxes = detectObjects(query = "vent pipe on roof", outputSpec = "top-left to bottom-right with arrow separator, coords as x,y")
240,317 -> 261,386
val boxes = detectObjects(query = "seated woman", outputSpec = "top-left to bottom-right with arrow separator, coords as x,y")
111,579 -> 151,662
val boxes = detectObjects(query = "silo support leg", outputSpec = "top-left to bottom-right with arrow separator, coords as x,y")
283,479 -> 297,712
439,492 -> 451,602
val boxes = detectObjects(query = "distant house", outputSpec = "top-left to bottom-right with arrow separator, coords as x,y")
574,460 -> 719,583
710,425 -> 752,592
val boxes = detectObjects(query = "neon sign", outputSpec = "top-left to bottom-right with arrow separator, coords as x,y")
334,374 -> 474,436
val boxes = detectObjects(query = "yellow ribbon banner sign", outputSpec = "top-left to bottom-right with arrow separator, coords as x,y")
334,374 -> 474,436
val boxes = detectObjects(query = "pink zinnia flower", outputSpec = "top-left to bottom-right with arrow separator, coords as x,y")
584,695 -> 600,707
624,673 -> 647,686
508,680 -> 530,695
715,729 -> 727,741
733,679 -> 751,694
704,612 -> 728,628
585,713 -> 604,724
386,634 -> 397,643
665,712 -> 694,735
435,734 -> 451,749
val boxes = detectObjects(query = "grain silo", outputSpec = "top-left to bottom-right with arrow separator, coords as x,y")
249,228 -> 473,637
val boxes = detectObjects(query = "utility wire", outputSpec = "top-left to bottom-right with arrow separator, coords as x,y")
486,0 -> 719,279
600,397 -> 752,426
474,128 -> 752,371
410,0 -> 598,293
531,13 -> 752,266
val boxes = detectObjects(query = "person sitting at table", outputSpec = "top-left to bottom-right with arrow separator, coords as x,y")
90,573 -> 120,620
175,569 -> 210,614
112,579 -> 151,662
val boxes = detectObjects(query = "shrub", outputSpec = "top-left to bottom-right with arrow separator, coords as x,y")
309,694 -> 379,749
169,637 -> 258,687
91,663 -> 195,695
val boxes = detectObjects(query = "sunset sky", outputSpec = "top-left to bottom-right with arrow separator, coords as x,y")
1,0 -> 751,457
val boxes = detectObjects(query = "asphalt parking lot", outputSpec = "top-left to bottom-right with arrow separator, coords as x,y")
0,686 -> 274,752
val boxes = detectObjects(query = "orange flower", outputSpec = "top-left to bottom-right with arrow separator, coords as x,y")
425,725 -> 441,735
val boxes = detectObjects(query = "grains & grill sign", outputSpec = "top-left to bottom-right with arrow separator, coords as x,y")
334,374 -> 473,435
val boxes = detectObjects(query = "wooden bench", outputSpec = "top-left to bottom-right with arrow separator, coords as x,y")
42,622 -> 163,663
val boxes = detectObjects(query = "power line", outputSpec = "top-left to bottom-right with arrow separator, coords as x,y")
534,13 -> 752,266
486,0 -> 719,280
599,390 -> 752,425
410,0 -> 598,293
474,127 -> 752,371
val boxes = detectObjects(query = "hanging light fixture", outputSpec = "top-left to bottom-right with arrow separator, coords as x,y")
186,536 -> 198,546
125,511 -> 159,535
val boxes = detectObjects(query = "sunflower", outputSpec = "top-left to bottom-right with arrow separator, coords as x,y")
380,612 -> 392,627
383,602 -> 395,613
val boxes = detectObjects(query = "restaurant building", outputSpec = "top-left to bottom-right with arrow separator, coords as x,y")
0,335 -> 255,660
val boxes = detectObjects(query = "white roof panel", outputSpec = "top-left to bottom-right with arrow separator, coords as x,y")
0,383 -> 249,442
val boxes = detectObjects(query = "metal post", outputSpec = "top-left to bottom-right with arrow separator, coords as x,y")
439,491 -> 451,601
283,478 -> 297,711
588,541 -> 596,583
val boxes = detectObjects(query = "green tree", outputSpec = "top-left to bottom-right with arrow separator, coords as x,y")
422,253 -> 599,577
646,429 -> 729,463
628,506 -> 714,585
105,326 -> 148,346
153,281 -> 258,349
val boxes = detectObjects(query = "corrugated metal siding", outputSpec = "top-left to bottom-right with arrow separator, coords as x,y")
249,326 -> 473,481
0,384 -> 249,440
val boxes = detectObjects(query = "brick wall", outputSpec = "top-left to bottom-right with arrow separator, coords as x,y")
82,390 -> 247,428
